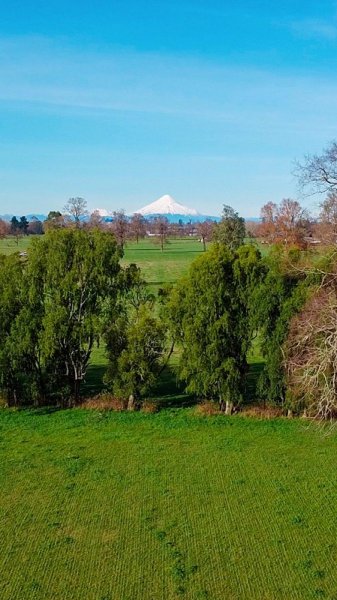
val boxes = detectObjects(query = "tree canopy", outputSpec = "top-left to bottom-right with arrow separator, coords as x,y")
167,243 -> 262,412
213,205 -> 245,250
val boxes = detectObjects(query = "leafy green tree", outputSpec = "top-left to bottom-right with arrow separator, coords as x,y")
10,216 -> 19,233
31,228 -> 123,402
104,273 -> 166,408
213,205 -> 245,250
0,254 -> 25,405
168,243 -> 262,412
10,216 -> 21,244
19,216 -> 29,235
0,229 -> 126,406
0,255 -> 45,405
106,305 -> 166,408
44,211 -> 65,231
47,210 -> 62,220
251,247 -> 311,404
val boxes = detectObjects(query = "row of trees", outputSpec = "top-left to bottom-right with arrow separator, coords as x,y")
0,228 -> 170,407
0,216 -> 43,239
247,194 -> 337,248
44,198 -> 217,251
0,198 -> 216,251
1,203 -> 337,418
2,141 -> 337,417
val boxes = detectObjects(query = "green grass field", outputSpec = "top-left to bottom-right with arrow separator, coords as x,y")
0,235 -> 32,255
123,238 -> 204,289
1,409 -> 337,600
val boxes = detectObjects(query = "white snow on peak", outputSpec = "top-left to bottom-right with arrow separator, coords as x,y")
92,208 -> 110,217
136,195 -> 199,216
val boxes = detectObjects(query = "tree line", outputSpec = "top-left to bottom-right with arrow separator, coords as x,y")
0,197 -> 217,251
2,141 -> 337,418
0,206 -> 334,419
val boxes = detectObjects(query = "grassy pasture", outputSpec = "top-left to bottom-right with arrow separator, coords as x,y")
1,409 -> 337,600
123,238 -> 204,291
0,235 -> 32,255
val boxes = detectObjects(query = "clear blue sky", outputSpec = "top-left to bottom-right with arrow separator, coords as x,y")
1,0 -> 337,217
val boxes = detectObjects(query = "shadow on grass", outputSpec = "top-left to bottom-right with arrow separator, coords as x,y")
244,361 -> 265,405
83,364 -> 108,397
151,365 -> 196,409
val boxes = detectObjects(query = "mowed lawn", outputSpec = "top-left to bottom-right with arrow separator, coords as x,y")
123,238 -> 204,290
1,409 -> 337,600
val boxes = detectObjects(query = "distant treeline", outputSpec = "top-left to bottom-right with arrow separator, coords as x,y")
0,198 -> 219,252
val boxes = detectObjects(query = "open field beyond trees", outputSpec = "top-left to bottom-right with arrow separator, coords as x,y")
1,409 -> 337,600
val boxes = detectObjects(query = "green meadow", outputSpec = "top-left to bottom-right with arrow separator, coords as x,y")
1,234 -> 335,599
1,409 -> 337,600
0,235 -> 32,255
123,238 -> 204,289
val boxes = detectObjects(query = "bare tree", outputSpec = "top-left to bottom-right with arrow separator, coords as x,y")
153,216 -> 169,251
257,199 -> 310,247
316,192 -> 337,245
129,213 -> 146,243
87,210 -> 104,230
285,283 -> 337,420
63,197 -> 88,226
196,220 -> 215,251
257,202 -> 278,243
27,217 -> 43,235
112,210 -> 128,250
0,219 -> 9,239
296,140 -> 337,197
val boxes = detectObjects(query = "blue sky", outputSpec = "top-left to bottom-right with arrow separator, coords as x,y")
1,1 -> 337,216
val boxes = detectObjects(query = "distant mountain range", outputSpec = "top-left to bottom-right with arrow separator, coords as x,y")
0,195 -> 259,224
0,214 -> 47,222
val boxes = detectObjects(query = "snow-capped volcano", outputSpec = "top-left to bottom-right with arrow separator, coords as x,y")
136,195 -> 199,217
92,208 -> 111,217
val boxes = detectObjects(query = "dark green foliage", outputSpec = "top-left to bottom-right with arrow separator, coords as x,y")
168,244 -> 263,409
10,216 -> 20,235
0,229 -> 124,405
251,248 -> 311,404
104,274 -> 167,405
213,204 -> 246,250
0,254 -> 26,403
19,216 -> 29,234
106,305 -> 166,404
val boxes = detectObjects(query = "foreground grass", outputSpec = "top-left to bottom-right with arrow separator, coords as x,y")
1,409 -> 337,600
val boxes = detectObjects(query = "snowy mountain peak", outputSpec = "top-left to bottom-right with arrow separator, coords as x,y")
136,195 -> 199,216
92,208 -> 111,217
